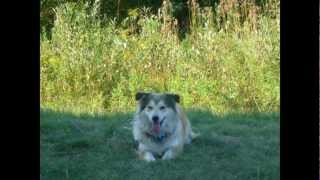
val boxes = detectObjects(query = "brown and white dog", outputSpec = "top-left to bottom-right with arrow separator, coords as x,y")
132,92 -> 198,162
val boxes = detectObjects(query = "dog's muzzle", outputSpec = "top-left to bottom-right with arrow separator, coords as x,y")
151,117 -> 166,134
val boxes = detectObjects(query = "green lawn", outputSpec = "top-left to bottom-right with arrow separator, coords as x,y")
40,108 -> 279,180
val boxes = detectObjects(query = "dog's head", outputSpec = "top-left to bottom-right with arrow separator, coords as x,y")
135,92 -> 180,135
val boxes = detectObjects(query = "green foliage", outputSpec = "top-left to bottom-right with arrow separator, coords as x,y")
40,0 -> 279,113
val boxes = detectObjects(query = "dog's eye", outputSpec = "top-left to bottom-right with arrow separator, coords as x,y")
147,106 -> 153,111
160,106 -> 166,110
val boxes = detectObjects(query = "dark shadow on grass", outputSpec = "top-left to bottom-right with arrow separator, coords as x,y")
41,107 -> 279,158
41,107 -> 279,121
40,107 -> 279,180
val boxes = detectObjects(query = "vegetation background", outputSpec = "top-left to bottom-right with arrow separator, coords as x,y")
40,0 -> 280,179
40,0 -> 279,114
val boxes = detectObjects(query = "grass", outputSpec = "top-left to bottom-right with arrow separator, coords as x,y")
40,108 -> 279,180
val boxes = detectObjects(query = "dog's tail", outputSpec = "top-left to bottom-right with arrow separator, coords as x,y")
186,131 -> 200,144
191,131 -> 200,139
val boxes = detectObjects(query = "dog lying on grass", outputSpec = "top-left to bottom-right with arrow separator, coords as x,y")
133,92 -> 198,162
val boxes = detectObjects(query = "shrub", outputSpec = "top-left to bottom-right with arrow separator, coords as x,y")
40,1 -> 279,113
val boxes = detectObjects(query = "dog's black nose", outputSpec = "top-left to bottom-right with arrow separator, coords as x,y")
152,116 -> 159,122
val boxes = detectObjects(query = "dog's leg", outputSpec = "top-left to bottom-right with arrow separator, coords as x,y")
139,151 -> 156,162
162,145 -> 183,160
137,143 -> 156,162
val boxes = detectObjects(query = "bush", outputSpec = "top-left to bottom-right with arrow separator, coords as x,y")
40,1 -> 279,113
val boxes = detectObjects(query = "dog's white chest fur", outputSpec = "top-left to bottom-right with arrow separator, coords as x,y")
133,118 -> 183,155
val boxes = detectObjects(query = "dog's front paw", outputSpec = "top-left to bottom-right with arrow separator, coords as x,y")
162,150 -> 173,160
143,152 -> 156,162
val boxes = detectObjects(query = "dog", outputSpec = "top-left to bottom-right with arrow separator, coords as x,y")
132,92 -> 198,162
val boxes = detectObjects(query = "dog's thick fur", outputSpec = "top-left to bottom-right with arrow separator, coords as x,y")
132,92 -> 198,162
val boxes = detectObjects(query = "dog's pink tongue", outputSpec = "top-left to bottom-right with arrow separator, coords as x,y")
152,122 -> 160,134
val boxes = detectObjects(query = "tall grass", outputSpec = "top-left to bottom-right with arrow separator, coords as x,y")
40,0 -> 279,114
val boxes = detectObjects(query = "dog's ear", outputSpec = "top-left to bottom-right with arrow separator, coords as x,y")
135,92 -> 149,101
167,93 -> 180,103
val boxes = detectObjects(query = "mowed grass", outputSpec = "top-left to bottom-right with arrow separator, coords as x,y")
40,108 -> 279,180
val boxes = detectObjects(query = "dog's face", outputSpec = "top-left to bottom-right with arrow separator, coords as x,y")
135,92 -> 180,135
